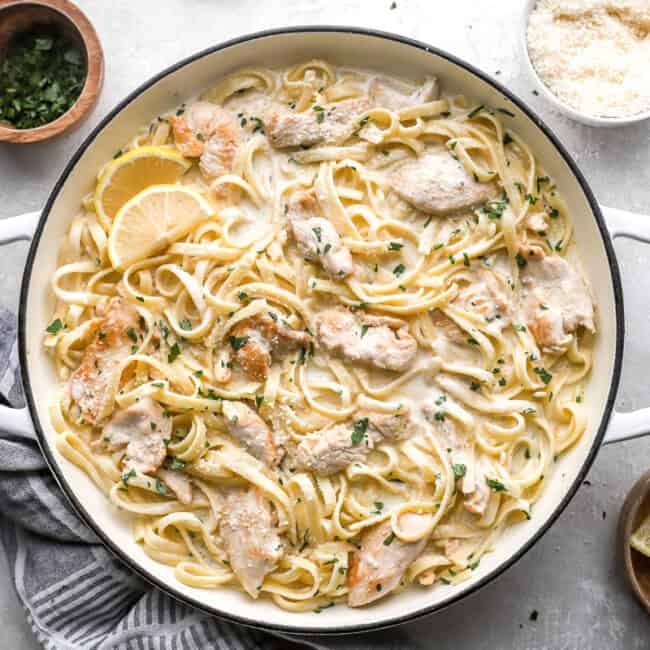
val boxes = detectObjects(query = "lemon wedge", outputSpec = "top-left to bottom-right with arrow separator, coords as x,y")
630,513 -> 650,557
108,184 -> 212,270
94,146 -> 192,226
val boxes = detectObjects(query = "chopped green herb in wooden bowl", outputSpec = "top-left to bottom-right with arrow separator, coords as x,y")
0,0 -> 104,143
0,31 -> 87,129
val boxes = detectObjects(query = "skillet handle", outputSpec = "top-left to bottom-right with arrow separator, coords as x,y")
601,204 -> 650,444
0,211 -> 39,439
0,210 -> 40,244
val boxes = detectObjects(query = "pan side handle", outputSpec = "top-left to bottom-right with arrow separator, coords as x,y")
601,205 -> 650,444
0,211 -> 40,438
0,210 -> 40,244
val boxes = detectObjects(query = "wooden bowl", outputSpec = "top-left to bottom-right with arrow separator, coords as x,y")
619,469 -> 650,615
0,0 -> 103,143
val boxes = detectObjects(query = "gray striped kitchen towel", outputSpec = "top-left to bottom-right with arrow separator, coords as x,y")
0,307 -> 413,650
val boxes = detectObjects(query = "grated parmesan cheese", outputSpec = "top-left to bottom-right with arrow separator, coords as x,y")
527,0 -> 650,117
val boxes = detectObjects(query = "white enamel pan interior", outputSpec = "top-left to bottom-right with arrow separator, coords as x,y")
1,27 -> 650,635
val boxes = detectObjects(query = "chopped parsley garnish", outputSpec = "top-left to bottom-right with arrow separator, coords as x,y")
515,252 -> 528,268
463,252 -> 470,267
393,263 -> 406,276
486,478 -> 507,492
467,104 -> 485,118
167,342 -> 181,363
122,469 -> 136,486
158,320 -> 169,340
126,327 -> 138,342
536,176 -> 550,192
467,337 -> 479,345
151,382 -> 165,388
388,241 -> 403,251
470,381 -> 481,391
312,227 -> 322,242
136,296 -> 145,302
525,193 -> 538,205
452,464 -> 467,479
360,324 -> 369,338
46,318 -> 63,334
167,457 -> 186,471
179,318 -> 192,330
255,395 -> 264,409
155,478 -> 167,495
372,501 -> 384,514
482,199 -> 507,219
383,532 -> 396,546
497,107 -> 515,117
228,335 -> 249,351
533,366 -> 552,384
548,207 -> 560,219
351,418 -> 369,445
503,132 -> 514,146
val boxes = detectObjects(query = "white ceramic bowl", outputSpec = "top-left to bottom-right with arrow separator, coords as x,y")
521,0 -> 650,128
1,26 -> 650,636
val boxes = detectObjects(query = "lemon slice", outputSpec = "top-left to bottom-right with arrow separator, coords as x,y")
95,146 -> 192,226
108,184 -> 212,270
630,513 -> 650,557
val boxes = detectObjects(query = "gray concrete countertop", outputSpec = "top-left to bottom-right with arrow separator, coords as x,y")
1,1 -> 650,648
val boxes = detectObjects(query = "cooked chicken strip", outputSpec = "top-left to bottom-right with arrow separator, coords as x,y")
69,298 -> 141,426
370,77 -> 439,111
390,148 -> 499,216
230,313 -> 311,382
295,408 -> 419,476
169,101 -> 240,178
454,268 -> 512,325
520,246 -> 595,353
220,488 -> 283,598
157,468 -> 193,504
348,513 -> 431,607
317,308 -> 417,372
287,190 -> 353,279
430,309 -> 467,345
102,397 -> 170,475
222,400 -> 280,466
263,98 -> 370,148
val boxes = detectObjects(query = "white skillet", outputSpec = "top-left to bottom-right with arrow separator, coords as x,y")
1,27 -> 649,635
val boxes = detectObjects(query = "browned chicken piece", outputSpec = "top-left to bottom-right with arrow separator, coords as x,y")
287,190 -> 353,279
369,77 -> 439,111
430,309 -> 467,344
220,488 -> 283,598
454,268 -> 512,325
101,397 -> 170,475
360,409 -> 420,440
524,211 -> 549,233
69,298 -> 141,426
169,101 -> 240,178
348,513 -> 431,607
222,400 -> 280,466
294,408 -> 419,476
230,313 -> 312,382
157,468 -> 193,504
390,148 -> 499,216
519,246 -> 595,353
263,98 -> 370,148
317,308 -> 417,373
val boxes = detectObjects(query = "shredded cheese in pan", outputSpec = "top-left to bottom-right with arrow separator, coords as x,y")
527,0 -> 650,117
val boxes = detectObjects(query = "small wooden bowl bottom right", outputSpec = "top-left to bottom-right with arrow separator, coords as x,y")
619,469 -> 650,615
